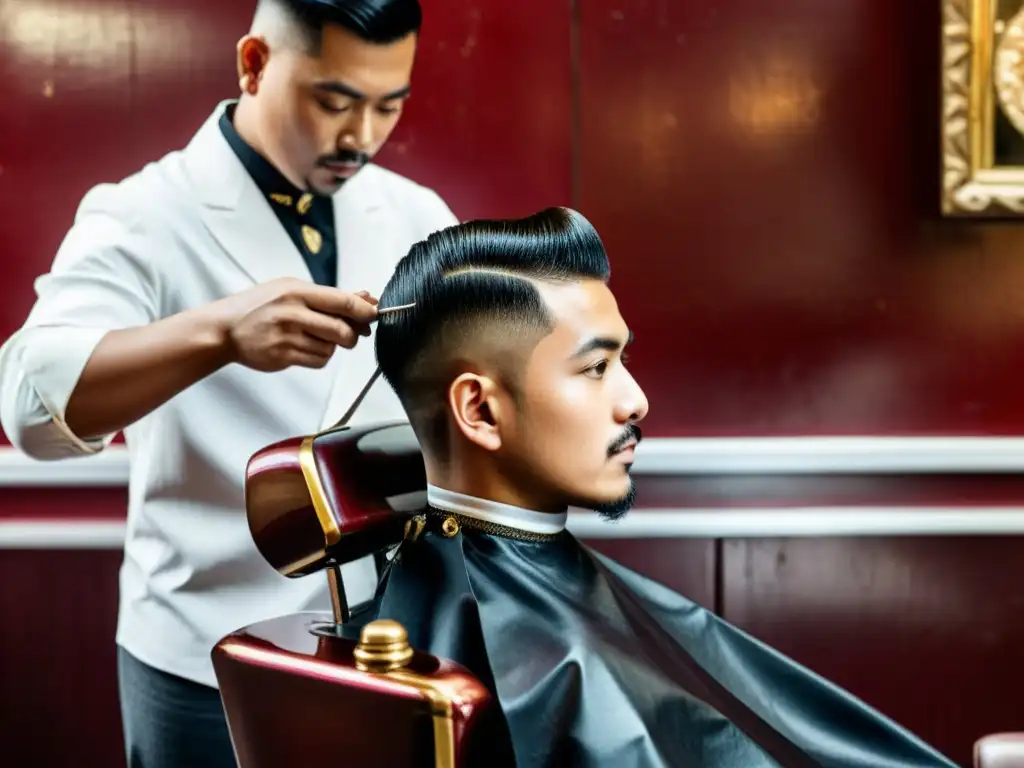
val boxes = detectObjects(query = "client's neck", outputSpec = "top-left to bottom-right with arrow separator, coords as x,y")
425,454 -> 567,516
426,484 -> 568,536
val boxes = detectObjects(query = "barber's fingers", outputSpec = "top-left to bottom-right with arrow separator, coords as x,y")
293,333 -> 337,360
298,285 -> 378,323
285,306 -> 368,349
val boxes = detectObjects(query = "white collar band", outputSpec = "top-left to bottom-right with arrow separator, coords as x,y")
427,485 -> 567,535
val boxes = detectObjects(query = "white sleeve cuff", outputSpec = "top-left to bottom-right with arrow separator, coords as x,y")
17,325 -> 118,452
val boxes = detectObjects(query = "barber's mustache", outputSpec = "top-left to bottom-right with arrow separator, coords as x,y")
608,424 -> 642,456
318,150 -> 370,167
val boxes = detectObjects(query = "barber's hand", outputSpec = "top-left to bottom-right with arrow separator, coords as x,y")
212,278 -> 379,372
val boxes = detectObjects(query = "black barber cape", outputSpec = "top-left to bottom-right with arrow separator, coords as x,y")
372,495 -> 957,768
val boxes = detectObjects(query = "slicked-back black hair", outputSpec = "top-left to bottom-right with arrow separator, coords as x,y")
375,207 -> 610,453
256,0 -> 422,52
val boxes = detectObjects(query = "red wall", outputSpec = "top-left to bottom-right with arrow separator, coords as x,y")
3,1 -> 1024,766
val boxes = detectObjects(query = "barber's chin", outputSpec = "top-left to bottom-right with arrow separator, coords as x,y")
308,169 -> 350,194
309,178 -> 343,196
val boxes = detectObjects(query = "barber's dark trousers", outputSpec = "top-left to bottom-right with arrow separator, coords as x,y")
117,646 -> 237,768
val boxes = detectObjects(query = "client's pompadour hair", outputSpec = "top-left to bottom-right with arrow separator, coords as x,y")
375,207 -> 610,453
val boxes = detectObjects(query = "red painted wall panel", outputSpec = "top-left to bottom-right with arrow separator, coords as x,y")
577,0 -> 1024,437
373,0 -> 573,219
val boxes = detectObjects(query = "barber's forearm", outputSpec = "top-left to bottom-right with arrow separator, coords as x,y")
64,306 -> 231,440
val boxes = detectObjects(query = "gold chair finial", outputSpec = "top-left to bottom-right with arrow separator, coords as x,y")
354,619 -> 414,672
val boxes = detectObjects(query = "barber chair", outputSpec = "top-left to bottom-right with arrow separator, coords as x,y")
214,421 -> 1024,768
212,421 -> 493,767
976,734 -> 1024,768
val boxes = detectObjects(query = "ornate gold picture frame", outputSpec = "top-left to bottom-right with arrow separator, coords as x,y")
942,0 -> 1024,215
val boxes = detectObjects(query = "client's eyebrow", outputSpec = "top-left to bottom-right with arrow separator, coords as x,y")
571,329 -> 633,359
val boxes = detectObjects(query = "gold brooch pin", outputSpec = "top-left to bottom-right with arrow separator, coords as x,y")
301,225 -> 322,254
269,193 -> 293,207
297,192 -> 313,215
403,515 -> 426,541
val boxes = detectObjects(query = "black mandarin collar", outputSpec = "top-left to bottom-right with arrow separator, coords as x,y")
217,102 -> 338,287
217,103 -> 334,225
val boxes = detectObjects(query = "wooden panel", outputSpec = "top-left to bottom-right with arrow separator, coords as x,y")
577,0 -> 1024,437
721,537 -> 1024,766
584,539 -> 717,609
0,549 -> 124,767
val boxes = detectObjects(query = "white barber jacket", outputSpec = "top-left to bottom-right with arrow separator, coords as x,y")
0,101 -> 458,688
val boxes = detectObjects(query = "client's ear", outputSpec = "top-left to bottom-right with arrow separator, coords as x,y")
448,373 -> 504,452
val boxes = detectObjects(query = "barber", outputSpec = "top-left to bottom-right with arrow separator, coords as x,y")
0,1 -> 455,766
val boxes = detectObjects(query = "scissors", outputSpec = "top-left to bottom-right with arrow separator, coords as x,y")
333,301 -> 416,427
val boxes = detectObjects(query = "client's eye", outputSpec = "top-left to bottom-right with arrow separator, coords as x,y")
584,360 -> 608,379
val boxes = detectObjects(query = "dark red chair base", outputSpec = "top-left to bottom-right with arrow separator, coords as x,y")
213,611 -> 493,768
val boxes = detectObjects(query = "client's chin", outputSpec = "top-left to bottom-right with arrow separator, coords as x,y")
589,477 -> 637,522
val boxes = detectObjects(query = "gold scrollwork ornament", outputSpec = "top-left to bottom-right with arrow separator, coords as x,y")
941,0 -> 1024,216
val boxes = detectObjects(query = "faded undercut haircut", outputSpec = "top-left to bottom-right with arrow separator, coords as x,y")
252,0 -> 422,53
375,207 -> 611,455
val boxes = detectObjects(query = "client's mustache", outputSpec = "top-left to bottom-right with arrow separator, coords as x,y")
318,150 -> 370,167
608,424 -> 642,456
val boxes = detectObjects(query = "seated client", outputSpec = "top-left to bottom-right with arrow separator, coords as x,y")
369,207 -> 956,768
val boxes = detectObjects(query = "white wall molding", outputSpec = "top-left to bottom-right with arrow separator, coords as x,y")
633,436 -> 1024,475
0,519 -> 128,548
5,437 -> 1024,487
0,447 -> 130,487
569,507 -> 1024,538
6,507 -> 1024,549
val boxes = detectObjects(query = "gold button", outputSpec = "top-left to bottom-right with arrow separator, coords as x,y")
440,516 -> 460,537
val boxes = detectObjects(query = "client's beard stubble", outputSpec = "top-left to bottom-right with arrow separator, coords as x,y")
591,477 -> 637,521
588,423 -> 643,521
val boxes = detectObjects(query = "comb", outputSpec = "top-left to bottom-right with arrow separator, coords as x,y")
375,302 -> 416,316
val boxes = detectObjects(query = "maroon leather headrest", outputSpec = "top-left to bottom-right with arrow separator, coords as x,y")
245,421 -> 426,577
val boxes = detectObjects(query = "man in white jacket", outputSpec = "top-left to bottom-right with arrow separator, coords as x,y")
0,0 -> 457,765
